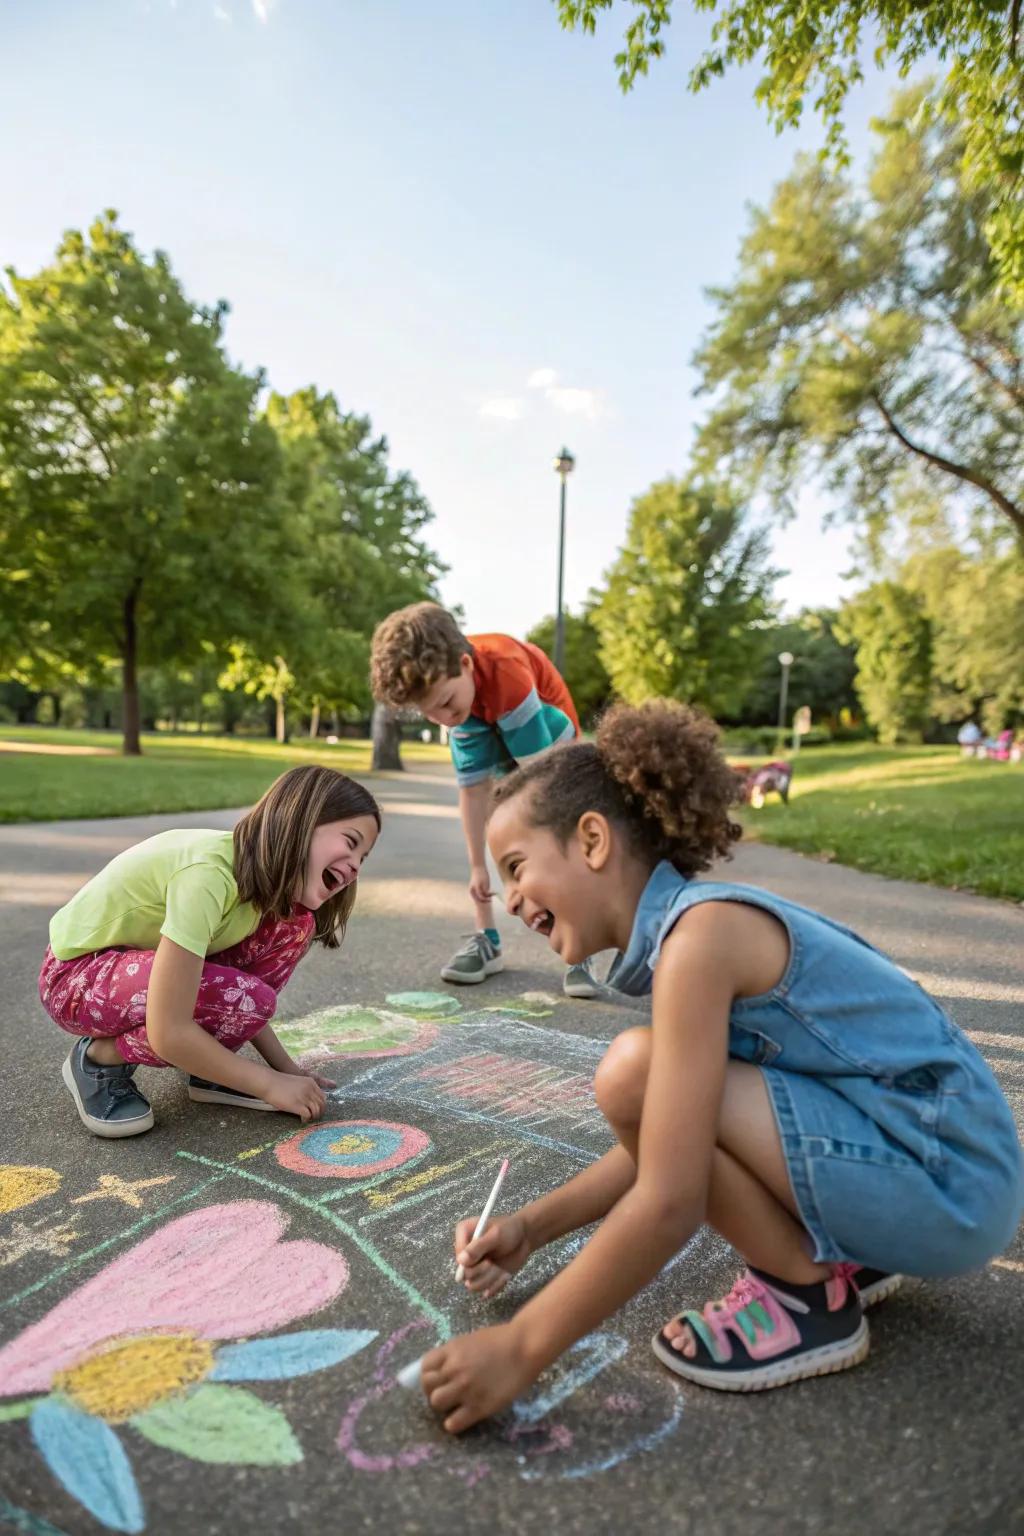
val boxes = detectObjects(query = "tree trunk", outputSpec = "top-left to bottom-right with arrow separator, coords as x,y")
275,693 -> 287,744
50,692 -> 62,725
122,589 -> 142,756
309,698 -> 321,739
371,702 -> 404,770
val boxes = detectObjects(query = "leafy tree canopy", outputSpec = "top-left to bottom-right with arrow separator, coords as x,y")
693,91 -> 1024,551
591,476 -> 778,716
556,2 -> 1024,295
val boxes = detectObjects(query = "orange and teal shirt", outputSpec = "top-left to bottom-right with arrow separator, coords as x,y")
448,634 -> 580,786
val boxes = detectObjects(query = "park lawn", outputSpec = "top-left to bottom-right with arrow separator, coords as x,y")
0,726 -> 450,823
737,745 -> 1024,902
1,731 -> 1021,901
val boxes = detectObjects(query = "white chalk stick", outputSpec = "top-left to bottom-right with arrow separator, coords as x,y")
396,1355 -> 423,1389
455,1157 -> 509,1284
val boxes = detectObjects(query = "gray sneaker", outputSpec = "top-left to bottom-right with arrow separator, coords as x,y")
564,961 -> 601,999
440,931 -> 504,984
62,1037 -> 154,1138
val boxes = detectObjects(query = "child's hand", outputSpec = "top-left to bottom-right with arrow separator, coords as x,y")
421,1324 -> 536,1433
454,1212 -> 531,1297
468,864 -> 494,904
281,1061 -> 336,1092
265,1071 -> 325,1121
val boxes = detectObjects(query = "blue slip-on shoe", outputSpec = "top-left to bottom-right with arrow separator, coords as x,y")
62,1037 -> 154,1138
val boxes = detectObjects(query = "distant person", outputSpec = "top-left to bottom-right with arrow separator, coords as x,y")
413,701 -> 1022,1431
957,720 -> 982,757
370,601 -> 598,997
40,767 -> 380,1137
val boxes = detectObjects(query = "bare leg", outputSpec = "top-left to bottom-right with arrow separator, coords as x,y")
473,894 -> 496,932
594,1029 -> 829,1357
85,1038 -> 124,1066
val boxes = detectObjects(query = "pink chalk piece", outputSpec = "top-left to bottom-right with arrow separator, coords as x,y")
0,1200 -> 349,1396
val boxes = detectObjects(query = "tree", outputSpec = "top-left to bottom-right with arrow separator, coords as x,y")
731,610 -> 858,727
251,389 -> 444,767
692,92 -> 1024,552
0,214 -> 286,754
835,580 -> 931,742
556,3 -> 1024,296
591,477 -> 777,715
526,606 -> 612,726
902,543 -> 1024,734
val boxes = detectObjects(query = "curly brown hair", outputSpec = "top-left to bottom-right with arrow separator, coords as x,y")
233,765 -> 381,949
370,603 -> 471,707
491,699 -> 742,877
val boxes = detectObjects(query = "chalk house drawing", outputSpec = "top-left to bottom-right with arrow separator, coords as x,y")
0,1201 -> 377,1534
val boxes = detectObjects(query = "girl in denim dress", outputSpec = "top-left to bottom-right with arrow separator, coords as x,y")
414,701 -> 1022,1433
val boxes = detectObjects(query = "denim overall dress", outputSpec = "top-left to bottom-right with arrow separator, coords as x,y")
607,862 -> 1022,1276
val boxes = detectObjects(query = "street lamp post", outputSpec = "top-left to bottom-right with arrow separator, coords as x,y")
776,651 -> 794,752
552,447 -> 575,675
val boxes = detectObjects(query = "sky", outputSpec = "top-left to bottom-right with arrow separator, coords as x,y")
3,1 -> 911,635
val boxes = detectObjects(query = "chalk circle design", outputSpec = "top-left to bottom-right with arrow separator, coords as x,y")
274,1006 -> 440,1061
275,1121 -> 432,1180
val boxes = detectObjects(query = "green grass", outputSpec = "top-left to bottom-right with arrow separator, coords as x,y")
0,726 -> 450,823
736,745 -> 1024,902
2,729 -> 1021,901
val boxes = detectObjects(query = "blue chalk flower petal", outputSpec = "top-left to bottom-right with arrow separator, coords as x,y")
210,1328 -> 378,1382
30,1397 -> 144,1534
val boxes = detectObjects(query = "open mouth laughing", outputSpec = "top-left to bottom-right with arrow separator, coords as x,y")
322,864 -> 354,896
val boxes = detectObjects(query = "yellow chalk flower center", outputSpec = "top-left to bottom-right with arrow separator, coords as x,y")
54,1333 -> 215,1423
329,1133 -> 374,1155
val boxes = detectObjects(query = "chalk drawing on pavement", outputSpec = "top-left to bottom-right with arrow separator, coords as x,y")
0,1199 -> 377,1533
275,1121 -> 432,1181
0,1166 -> 62,1216
0,997 -> 684,1531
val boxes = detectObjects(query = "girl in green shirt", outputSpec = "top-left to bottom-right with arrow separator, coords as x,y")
40,765 -> 380,1138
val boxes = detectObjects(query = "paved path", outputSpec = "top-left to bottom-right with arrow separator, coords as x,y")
0,767 -> 1021,1535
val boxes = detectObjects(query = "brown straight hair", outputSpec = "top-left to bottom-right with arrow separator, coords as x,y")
233,765 -> 381,949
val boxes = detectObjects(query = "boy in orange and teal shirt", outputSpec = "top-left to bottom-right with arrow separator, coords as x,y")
370,602 -> 597,995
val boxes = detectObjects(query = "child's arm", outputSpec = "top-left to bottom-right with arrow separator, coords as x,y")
423,908 -> 738,1432
251,1023 -> 336,1091
145,937 -> 326,1121
458,781 -> 495,922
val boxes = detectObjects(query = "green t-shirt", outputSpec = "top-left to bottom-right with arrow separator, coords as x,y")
49,829 -> 260,962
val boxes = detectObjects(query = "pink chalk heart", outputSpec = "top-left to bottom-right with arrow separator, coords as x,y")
0,1200 -> 348,1396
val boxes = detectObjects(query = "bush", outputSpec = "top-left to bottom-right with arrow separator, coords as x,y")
720,726 -> 784,755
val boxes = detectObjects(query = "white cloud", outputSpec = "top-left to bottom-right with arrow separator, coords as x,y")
479,397 -> 526,421
545,386 -> 605,420
251,0 -> 276,20
527,367 -> 558,390
213,3 -> 231,20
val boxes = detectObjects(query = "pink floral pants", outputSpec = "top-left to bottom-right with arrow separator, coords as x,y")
38,909 -> 315,1067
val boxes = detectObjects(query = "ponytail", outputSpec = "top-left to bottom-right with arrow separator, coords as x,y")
490,700 -> 741,877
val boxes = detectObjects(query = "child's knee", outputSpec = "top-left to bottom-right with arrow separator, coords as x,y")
594,1027 -> 652,1124
218,978 -> 278,1043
